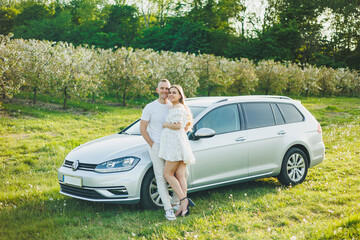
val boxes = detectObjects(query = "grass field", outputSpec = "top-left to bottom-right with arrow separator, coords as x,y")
0,96 -> 359,240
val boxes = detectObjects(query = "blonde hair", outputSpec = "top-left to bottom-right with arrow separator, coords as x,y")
170,85 -> 193,132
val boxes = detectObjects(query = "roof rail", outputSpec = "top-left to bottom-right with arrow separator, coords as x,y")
210,95 -> 293,104
255,95 -> 292,100
229,95 -> 292,100
215,98 -> 228,103
186,95 -> 293,107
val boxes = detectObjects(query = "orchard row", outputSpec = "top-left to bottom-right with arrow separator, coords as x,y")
1,34 -> 359,108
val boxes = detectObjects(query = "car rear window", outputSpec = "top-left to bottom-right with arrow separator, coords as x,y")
277,103 -> 304,123
242,103 -> 275,129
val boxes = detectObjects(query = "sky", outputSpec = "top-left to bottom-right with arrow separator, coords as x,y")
238,0 -> 267,35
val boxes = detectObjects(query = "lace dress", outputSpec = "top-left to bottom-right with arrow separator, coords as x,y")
159,106 -> 196,164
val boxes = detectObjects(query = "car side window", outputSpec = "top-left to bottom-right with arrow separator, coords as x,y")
242,103 -> 275,129
271,103 -> 285,125
195,104 -> 240,134
277,103 -> 304,123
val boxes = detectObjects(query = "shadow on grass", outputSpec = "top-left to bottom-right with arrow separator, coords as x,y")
189,177 -> 281,201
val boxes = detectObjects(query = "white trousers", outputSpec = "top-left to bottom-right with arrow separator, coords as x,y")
148,142 -> 185,211
148,143 -> 172,211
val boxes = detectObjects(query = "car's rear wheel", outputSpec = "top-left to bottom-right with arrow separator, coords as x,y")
277,148 -> 308,186
140,169 -> 173,210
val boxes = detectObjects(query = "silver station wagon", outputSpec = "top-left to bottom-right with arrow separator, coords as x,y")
58,96 -> 325,209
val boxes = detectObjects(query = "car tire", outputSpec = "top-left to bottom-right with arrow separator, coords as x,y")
140,169 -> 173,210
277,148 -> 309,186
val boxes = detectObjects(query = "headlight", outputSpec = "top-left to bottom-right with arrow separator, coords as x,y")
95,157 -> 140,173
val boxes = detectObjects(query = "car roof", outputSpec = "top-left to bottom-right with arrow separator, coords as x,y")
186,97 -> 228,107
186,95 -> 294,108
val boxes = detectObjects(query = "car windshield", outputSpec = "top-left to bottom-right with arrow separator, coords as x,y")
189,106 -> 206,119
120,106 -> 206,135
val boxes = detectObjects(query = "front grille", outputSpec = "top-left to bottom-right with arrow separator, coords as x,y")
63,160 -> 97,171
60,184 -> 129,200
60,184 -> 105,199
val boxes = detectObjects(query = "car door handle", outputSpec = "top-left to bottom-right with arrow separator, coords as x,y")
277,130 -> 287,135
235,137 -> 246,142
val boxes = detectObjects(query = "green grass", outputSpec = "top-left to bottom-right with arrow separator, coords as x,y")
1,97 -> 359,239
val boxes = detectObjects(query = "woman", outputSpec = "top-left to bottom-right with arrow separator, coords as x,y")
159,85 -> 195,217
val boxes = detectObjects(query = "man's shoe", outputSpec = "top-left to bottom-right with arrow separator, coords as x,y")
165,209 -> 176,221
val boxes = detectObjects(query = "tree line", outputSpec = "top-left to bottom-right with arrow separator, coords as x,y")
1,35 -> 359,108
0,0 -> 359,70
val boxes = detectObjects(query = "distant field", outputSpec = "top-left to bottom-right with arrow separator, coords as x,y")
0,97 -> 359,239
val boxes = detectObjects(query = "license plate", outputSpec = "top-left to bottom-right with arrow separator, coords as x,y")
63,175 -> 82,187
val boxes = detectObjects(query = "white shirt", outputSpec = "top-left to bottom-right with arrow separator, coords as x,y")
141,100 -> 172,143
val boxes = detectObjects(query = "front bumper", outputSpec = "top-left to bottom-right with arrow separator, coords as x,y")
58,163 -> 150,204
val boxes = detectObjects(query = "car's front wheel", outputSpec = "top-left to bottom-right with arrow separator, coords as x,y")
277,148 -> 309,186
140,169 -> 173,210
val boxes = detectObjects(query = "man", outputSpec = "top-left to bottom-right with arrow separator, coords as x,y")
140,79 -> 177,220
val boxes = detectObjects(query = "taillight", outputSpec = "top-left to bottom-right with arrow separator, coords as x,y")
317,123 -> 322,133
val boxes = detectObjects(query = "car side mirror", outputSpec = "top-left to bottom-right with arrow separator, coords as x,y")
193,128 -> 216,140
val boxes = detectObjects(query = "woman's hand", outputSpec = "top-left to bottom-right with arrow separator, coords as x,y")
163,122 -> 182,130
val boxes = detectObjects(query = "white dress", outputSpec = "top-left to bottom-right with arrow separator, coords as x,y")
159,106 -> 196,164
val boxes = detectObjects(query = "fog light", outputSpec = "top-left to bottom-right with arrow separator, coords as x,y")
109,188 -> 128,195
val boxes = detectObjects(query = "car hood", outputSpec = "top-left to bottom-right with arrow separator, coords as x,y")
65,134 -> 148,164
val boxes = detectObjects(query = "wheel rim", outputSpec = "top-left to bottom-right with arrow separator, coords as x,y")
148,177 -> 173,207
286,153 -> 306,182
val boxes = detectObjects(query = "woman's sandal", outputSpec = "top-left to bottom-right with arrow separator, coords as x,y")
177,197 -> 195,217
